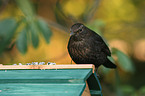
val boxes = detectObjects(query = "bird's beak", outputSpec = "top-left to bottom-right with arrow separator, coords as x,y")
70,29 -> 74,36
70,31 -> 74,36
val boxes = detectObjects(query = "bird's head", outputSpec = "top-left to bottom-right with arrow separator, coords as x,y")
70,23 -> 87,37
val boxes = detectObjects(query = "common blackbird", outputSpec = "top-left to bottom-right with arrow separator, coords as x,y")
67,23 -> 116,70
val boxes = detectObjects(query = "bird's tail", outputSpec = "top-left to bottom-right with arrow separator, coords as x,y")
103,59 -> 117,68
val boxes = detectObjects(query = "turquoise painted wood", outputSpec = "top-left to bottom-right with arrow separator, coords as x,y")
0,83 -> 85,96
0,69 -> 102,96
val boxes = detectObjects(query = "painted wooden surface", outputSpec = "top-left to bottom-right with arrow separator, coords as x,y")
0,64 -> 95,71
0,69 -> 92,83
0,65 -> 102,96
0,83 -> 85,96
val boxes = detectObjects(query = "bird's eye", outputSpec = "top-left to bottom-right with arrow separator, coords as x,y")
79,29 -> 82,32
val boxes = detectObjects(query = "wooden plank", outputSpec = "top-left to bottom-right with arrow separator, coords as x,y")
0,64 -> 101,96
0,64 -> 95,73
0,69 -> 92,83
0,69 -> 93,96
0,83 -> 85,96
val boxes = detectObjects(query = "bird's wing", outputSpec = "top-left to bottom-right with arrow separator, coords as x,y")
101,42 -> 111,56
92,33 -> 111,56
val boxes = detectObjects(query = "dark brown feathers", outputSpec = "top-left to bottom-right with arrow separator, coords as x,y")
67,23 -> 116,69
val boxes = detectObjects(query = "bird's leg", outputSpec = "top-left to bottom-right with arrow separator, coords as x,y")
95,68 -> 100,77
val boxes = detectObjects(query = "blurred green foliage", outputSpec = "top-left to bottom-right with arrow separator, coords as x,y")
15,0 -> 52,51
0,0 -> 52,54
37,18 -> 52,44
16,27 -> 28,54
113,48 -> 135,73
0,18 -> 17,53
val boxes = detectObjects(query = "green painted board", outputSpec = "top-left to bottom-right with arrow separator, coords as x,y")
0,69 -> 91,96
0,83 -> 85,96
0,69 -> 92,80
0,69 -> 102,96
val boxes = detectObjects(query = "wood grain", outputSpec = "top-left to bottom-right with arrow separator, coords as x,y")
0,64 -> 95,73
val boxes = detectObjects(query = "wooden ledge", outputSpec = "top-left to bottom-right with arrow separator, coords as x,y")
0,64 -> 95,73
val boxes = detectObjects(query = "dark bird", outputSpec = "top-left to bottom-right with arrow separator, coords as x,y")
67,23 -> 116,70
